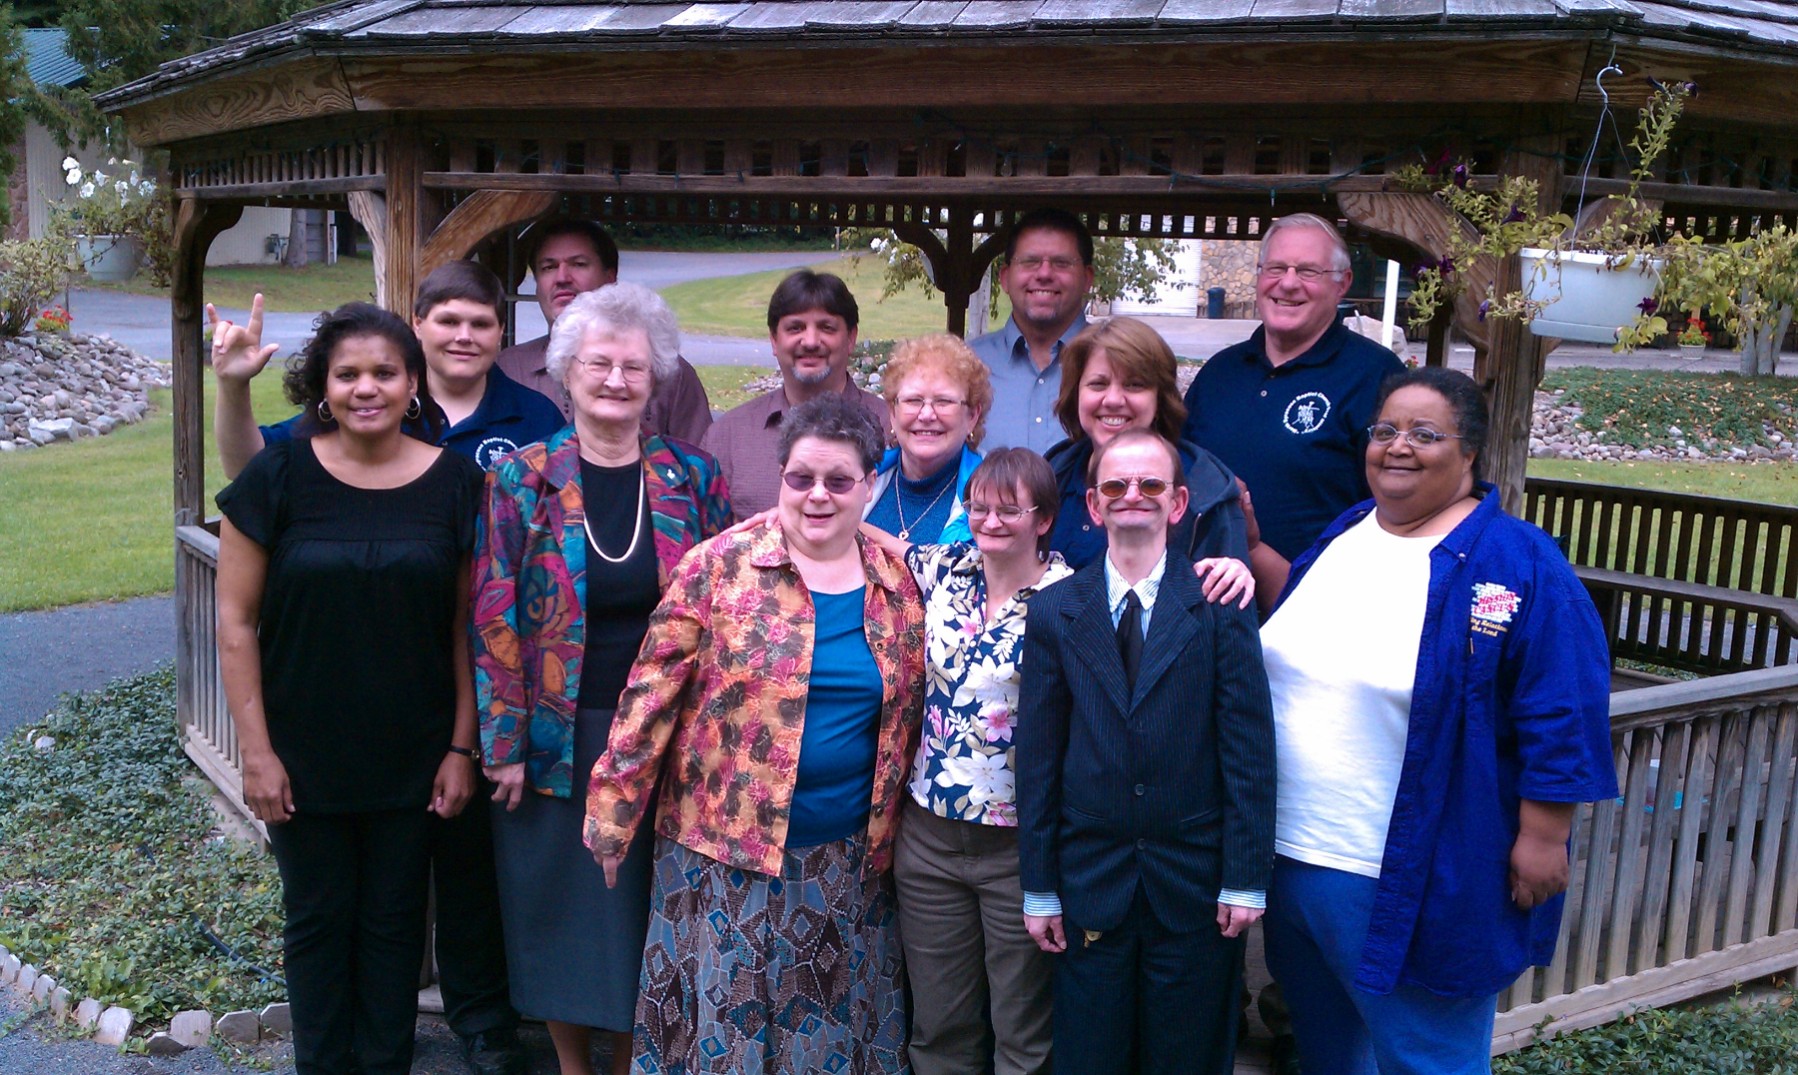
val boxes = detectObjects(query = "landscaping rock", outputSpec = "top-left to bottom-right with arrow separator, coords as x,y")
50,984 -> 71,1022
169,1008 -> 211,1046
74,996 -> 102,1028
216,1008 -> 261,1043
145,1031 -> 186,1056
31,972 -> 54,1003
259,1001 -> 292,1035
34,735 -> 54,752
0,333 -> 169,451
94,1005 -> 134,1045
14,963 -> 36,996
0,954 -> 17,985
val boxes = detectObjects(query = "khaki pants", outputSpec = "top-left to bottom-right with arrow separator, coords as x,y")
894,800 -> 1053,1075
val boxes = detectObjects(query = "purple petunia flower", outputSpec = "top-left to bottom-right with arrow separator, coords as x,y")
1502,204 -> 1525,225
1478,299 -> 1490,322
1438,256 -> 1456,275
1452,163 -> 1469,188
1638,296 -> 1659,315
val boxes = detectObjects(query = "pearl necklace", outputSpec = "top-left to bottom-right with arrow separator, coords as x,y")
892,465 -> 956,541
583,463 -> 647,565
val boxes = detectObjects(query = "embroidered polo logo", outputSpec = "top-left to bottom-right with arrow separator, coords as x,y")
1283,392 -> 1330,434
1471,582 -> 1521,638
475,436 -> 522,470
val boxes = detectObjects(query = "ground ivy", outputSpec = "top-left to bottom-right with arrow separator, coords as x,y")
1541,367 -> 1798,451
1496,990 -> 1798,1074
0,667 -> 284,1026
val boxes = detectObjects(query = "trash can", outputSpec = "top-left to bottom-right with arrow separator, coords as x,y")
1206,287 -> 1226,319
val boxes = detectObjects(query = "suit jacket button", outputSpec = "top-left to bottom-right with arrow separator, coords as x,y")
1136,838 -> 1147,850
1134,783 -> 1145,796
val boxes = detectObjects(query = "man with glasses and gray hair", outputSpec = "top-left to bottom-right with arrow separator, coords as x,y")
1181,212 -> 1405,589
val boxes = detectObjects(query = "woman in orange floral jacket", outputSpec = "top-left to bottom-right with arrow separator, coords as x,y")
588,394 -> 924,1075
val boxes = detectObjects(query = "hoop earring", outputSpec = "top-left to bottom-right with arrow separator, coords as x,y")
317,400 -> 333,423
406,395 -> 422,420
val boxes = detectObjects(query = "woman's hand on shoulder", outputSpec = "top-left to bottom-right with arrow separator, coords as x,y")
485,761 -> 527,811
241,749 -> 294,826
431,749 -> 477,819
721,508 -> 778,538
1194,556 -> 1255,609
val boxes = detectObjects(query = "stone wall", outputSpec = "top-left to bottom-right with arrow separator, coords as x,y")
1197,239 -> 1259,318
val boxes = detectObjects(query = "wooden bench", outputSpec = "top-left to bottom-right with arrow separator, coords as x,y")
1575,566 -> 1798,673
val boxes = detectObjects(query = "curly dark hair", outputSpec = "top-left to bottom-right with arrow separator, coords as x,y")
282,303 -> 442,441
1373,366 -> 1488,479
777,393 -> 884,473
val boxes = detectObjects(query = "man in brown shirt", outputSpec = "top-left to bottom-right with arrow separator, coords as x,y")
701,269 -> 889,519
495,217 -> 714,444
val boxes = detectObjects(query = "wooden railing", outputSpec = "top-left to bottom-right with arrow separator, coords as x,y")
176,522 -> 261,838
1524,478 -> 1798,674
1494,665 -> 1798,1051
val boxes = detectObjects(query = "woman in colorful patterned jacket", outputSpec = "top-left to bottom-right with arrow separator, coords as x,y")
471,282 -> 731,1075
587,393 -> 925,1075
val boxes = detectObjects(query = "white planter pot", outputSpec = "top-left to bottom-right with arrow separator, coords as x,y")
1678,343 -> 1707,360
77,235 -> 144,283
1519,247 -> 1661,345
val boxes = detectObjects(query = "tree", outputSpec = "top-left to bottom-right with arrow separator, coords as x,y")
47,0 -> 306,145
847,228 -> 1182,320
1,10 -> 33,233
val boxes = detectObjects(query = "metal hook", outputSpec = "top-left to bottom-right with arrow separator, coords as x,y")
1573,49 -> 1626,237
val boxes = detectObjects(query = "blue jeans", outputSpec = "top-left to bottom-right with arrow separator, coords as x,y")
1264,857 -> 1496,1075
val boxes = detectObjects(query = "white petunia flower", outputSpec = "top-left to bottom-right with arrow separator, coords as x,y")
62,156 -> 78,171
79,182 -> 96,198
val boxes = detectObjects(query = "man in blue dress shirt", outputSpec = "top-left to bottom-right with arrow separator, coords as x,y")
968,208 -> 1094,454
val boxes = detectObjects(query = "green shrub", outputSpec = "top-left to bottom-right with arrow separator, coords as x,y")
1541,367 -> 1798,450
0,233 -> 75,338
1496,991 -> 1798,1074
0,667 -> 285,1026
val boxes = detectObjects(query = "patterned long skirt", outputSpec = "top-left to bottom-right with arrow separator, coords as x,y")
632,834 -> 909,1074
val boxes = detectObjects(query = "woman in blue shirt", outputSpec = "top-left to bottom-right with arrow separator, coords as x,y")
1248,367 -> 1616,1075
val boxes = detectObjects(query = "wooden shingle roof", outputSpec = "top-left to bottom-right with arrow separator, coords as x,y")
97,0 -> 1798,109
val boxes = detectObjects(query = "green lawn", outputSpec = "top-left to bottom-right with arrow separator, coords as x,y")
89,255 -> 379,314
661,255 -> 1010,341
0,366 -> 776,611
1527,457 -> 1798,505
0,376 -> 293,613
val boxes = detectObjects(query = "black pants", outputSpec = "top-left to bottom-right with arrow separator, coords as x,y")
267,809 -> 434,1075
1052,888 -> 1245,1075
429,778 -> 517,1036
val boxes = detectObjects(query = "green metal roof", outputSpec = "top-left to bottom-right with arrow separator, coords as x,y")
22,28 -> 87,89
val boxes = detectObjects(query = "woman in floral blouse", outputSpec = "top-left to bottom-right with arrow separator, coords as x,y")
587,393 -> 924,1075
864,447 -> 1072,1075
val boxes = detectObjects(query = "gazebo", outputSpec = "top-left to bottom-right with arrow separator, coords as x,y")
100,0 -> 1798,1051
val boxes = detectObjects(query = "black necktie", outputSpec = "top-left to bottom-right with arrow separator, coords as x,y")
1117,590 -> 1143,690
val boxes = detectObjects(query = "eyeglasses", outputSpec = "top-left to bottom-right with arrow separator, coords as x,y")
896,396 -> 966,416
781,471 -> 867,495
966,503 -> 1037,522
1011,255 -> 1082,273
572,356 -> 651,382
1095,476 -> 1171,499
1257,263 -> 1346,282
1367,423 -> 1464,448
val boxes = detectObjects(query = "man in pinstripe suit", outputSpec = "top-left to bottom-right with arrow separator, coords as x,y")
1016,429 -> 1276,1074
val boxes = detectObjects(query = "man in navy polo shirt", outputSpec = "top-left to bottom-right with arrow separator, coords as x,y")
208,258 -> 555,1075
1182,213 -> 1405,580
211,260 -> 565,479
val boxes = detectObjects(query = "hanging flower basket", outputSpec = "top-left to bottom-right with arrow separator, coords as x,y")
76,234 -> 145,283
1520,247 -> 1662,345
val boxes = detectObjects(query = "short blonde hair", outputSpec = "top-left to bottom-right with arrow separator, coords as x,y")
881,333 -> 994,449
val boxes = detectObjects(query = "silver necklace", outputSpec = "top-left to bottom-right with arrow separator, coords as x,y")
584,463 -> 647,564
893,468 -> 955,541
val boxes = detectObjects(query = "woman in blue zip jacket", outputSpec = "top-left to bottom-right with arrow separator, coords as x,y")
1244,365 -> 1616,1075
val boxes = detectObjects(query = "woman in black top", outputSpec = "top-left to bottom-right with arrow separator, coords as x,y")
216,303 -> 485,1075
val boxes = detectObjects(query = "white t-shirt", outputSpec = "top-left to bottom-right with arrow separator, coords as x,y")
1261,513 -> 1442,878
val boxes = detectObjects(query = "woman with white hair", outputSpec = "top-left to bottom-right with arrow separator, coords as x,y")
471,282 -> 733,1075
